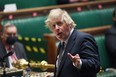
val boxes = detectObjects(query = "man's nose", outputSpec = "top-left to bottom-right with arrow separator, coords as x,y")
10,33 -> 17,37
11,34 -> 14,37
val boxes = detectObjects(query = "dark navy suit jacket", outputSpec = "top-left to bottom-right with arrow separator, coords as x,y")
0,40 -> 27,67
54,29 -> 100,77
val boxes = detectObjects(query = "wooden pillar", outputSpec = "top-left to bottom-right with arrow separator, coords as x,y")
44,33 -> 57,64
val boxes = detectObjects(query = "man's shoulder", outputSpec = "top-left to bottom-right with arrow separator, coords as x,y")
14,42 -> 23,46
106,27 -> 116,34
75,30 -> 93,38
73,30 -> 95,42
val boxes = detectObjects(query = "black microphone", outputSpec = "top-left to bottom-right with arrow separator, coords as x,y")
3,51 -> 14,60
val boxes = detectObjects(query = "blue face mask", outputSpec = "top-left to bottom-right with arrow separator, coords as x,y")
6,36 -> 17,45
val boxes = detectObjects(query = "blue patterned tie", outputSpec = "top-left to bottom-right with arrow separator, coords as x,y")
58,42 -> 65,68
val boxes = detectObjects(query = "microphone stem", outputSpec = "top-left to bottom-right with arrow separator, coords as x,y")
2,62 -> 6,77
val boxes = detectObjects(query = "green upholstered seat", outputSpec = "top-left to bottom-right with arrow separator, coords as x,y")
100,8 -> 113,26
95,35 -> 112,70
71,10 -> 102,29
70,8 -> 114,29
2,16 -> 51,39
0,0 -> 56,9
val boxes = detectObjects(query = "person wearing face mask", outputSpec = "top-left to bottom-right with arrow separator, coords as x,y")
0,22 -> 30,72
105,8 -> 116,68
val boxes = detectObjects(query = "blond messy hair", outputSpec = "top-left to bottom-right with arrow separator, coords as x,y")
45,8 -> 76,28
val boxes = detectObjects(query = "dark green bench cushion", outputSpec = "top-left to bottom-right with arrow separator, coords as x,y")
100,8 -> 113,26
70,8 -> 114,29
2,8 -> 114,37
71,10 -> 102,29
95,35 -> 112,69
2,16 -> 51,39
0,0 -> 56,9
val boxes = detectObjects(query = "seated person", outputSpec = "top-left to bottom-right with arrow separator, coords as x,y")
0,22 -> 30,75
105,8 -> 116,68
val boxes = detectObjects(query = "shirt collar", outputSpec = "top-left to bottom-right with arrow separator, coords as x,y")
62,28 -> 74,45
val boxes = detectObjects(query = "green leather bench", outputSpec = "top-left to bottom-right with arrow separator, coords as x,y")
95,35 -> 116,77
3,8 -> 113,31
2,16 -> 51,39
70,8 -> 114,29
95,35 -> 112,70
0,0 -> 56,9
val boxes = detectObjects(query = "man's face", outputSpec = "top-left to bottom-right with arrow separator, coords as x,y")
49,18 -> 71,41
2,26 -> 17,45
4,26 -> 17,38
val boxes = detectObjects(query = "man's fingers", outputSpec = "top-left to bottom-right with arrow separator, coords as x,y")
75,54 -> 80,59
67,53 -> 74,61
67,53 -> 80,62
